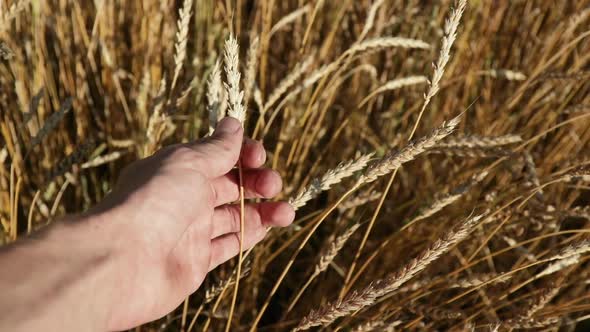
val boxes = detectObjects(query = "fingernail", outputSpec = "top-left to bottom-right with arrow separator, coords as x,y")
216,118 -> 241,134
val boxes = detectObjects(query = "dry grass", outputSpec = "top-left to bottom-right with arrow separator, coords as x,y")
2,0 -> 590,331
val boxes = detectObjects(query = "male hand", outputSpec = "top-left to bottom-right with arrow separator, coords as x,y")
93,117 -> 294,330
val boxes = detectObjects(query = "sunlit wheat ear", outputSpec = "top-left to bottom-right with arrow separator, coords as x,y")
345,37 -> 430,58
269,4 -> 311,37
439,134 -> 522,149
357,116 -> 460,184
29,97 -> 73,154
315,223 -> 360,276
243,36 -> 259,107
501,317 -> 560,329
358,75 -> 428,107
338,191 -> 382,212
289,153 -> 374,210
223,35 -> 245,124
264,54 -> 314,110
357,0 -> 386,41
478,69 -> 527,81
170,0 -> 192,92
409,171 -> 488,224
294,214 -> 482,331
351,320 -> 402,332
564,7 -> 590,38
409,0 -> 466,138
399,273 -> 512,293
204,265 -> 251,304
207,60 -> 224,135
81,151 -> 125,169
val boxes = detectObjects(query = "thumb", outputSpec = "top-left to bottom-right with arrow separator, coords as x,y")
190,117 -> 244,178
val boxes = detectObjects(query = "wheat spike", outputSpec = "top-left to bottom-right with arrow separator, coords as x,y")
81,151 -> 126,169
170,0 -> 192,92
289,153 -> 374,210
357,0 -> 386,41
409,0 -> 466,138
207,60 -> 224,135
28,97 -> 73,153
479,69 -> 527,81
358,116 -> 460,184
345,37 -> 430,58
410,171 -> 487,224
294,214 -> 482,331
264,54 -> 314,110
439,135 -> 522,149
359,75 -> 428,107
243,37 -> 260,107
338,191 -> 382,211
223,35 -> 246,124
315,223 -> 361,275
269,4 -> 311,37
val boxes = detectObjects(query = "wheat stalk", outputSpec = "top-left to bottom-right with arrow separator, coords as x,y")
408,0 -> 466,138
289,153 -> 374,210
170,0 -> 192,92
294,214 -> 482,331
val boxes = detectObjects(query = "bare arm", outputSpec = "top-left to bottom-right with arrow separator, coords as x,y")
0,118 -> 295,331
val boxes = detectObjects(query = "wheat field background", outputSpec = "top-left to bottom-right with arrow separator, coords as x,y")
2,0 -> 590,331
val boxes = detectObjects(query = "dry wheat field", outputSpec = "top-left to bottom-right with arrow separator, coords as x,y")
2,0 -> 590,331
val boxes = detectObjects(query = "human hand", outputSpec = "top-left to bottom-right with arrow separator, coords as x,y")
92,117 -> 294,330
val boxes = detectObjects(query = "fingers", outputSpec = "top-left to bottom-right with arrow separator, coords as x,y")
187,117 -> 244,178
210,168 -> 283,206
208,202 -> 295,270
241,138 -> 266,169
210,201 -> 295,239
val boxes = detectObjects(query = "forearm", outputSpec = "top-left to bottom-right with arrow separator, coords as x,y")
0,213 -> 121,332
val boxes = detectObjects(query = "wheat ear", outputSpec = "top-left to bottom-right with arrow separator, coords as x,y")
170,0 -> 192,92
358,116 -> 460,184
289,153 -> 374,210
264,54 -> 314,110
408,0 -> 466,138
28,97 -> 73,155
294,214 -> 482,331
207,60 -> 224,135
357,0 -> 386,41
286,223 -> 361,313
358,75 -> 428,107
243,36 -> 260,107
223,35 -> 246,124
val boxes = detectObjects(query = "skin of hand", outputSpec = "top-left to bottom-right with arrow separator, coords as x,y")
0,117 -> 295,331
